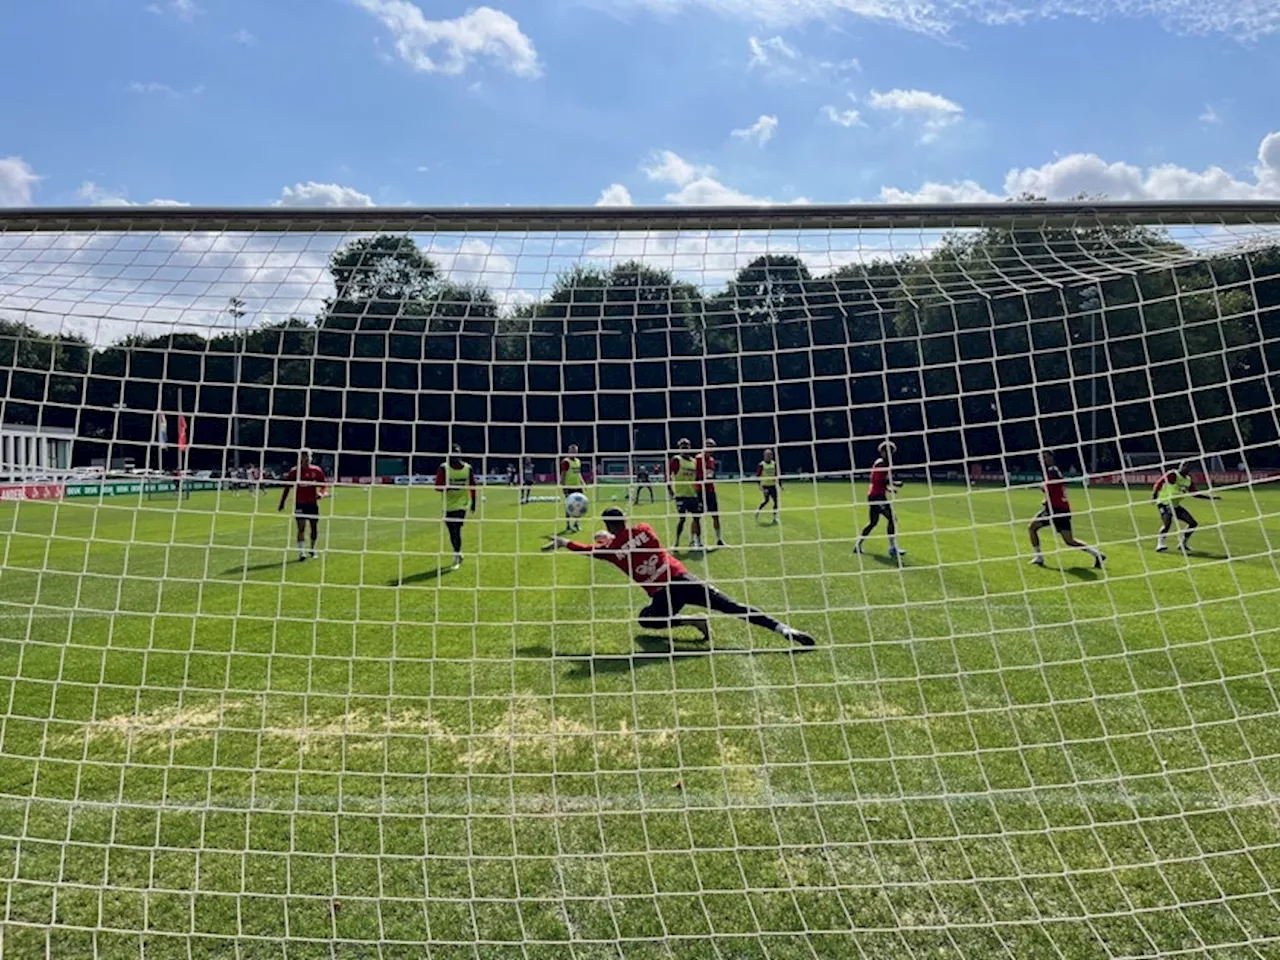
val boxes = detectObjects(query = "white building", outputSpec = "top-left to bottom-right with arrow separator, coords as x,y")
0,424 -> 74,479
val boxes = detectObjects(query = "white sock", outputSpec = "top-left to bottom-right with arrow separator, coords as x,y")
888,536 -> 899,551
1081,545 -> 1101,559
1157,535 -> 1167,547
297,540 -> 304,554
1033,547 -> 1043,560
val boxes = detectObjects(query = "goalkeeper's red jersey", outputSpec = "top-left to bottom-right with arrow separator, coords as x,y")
565,523 -> 687,595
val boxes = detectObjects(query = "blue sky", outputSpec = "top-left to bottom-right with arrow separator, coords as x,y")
2,0 -> 1279,209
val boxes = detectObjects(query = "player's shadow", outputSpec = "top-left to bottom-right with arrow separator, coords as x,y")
1062,566 -> 1102,581
388,566 -> 453,586
866,554 -> 908,568
1183,549 -> 1231,561
226,559 -> 297,574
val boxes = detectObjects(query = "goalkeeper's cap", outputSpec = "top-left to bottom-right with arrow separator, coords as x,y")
678,438 -> 691,449
451,443 -> 462,454
602,507 -> 626,520
878,440 -> 897,455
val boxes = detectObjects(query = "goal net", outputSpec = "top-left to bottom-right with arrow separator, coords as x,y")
0,202 -> 1278,959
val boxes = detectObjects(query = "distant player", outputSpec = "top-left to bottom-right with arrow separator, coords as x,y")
506,462 -> 517,488
668,438 -> 704,549
854,440 -> 905,558
545,507 -> 815,647
1152,460 -> 1215,552
277,449 -> 327,561
701,438 -> 727,547
561,444 -> 586,532
1029,451 -> 1105,569
634,462 -> 655,504
755,448 -> 779,523
520,457 -> 535,504
434,444 -> 477,568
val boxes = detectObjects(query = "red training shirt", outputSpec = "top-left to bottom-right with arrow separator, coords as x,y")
1044,465 -> 1070,512
699,454 -> 716,493
868,460 -> 890,498
565,523 -> 688,595
285,464 -> 327,505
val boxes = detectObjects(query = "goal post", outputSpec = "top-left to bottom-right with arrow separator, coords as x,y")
0,201 -> 1279,958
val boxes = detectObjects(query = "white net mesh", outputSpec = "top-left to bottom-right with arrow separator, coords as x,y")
0,203 -> 1279,959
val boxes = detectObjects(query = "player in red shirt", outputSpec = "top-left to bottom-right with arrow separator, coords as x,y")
277,450 -> 328,561
700,438 -> 727,548
1029,451 -> 1104,569
854,440 -> 904,559
545,508 -> 815,646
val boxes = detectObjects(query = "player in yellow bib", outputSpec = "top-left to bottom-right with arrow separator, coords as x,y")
1152,460 -> 1215,552
754,448 -> 780,523
434,444 -> 476,568
560,444 -> 586,532
667,438 -> 704,549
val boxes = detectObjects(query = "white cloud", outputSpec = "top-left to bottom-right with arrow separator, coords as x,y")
878,180 -> 1001,203
232,28 -> 257,44
605,0 -> 1280,41
0,157 -> 40,206
641,149 -> 805,205
731,114 -> 778,146
821,95 -> 861,127
147,0 -> 201,20
880,130 -> 1280,202
353,0 -> 541,78
274,182 -> 377,207
126,81 -> 182,98
76,182 -> 191,207
642,150 -> 710,187
595,183 -> 634,206
869,87 -> 964,142
747,35 -> 796,69
868,88 -> 963,115
1199,104 -> 1222,124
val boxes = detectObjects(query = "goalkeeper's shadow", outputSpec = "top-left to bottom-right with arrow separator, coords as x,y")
520,635 -> 798,680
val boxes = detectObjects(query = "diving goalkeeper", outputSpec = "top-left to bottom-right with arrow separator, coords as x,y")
544,507 -> 815,647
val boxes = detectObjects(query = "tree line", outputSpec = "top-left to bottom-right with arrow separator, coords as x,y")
2,215 -> 1278,477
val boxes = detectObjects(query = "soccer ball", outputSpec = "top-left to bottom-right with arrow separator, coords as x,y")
565,492 -> 590,518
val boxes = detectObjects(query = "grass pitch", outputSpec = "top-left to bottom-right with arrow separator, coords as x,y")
0,480 -> 1278,959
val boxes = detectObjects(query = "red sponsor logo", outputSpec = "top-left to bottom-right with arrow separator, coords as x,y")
0,484 -> 65,502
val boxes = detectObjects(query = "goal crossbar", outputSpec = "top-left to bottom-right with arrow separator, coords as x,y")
3,200 -> 1280,234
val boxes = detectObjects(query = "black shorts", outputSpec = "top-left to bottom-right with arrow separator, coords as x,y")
563,487 -> 583,498
523,474 -> 534,485
704,488 -> 719,514
444,509 -> 466,524
1035,505 -> 1072,534
294,502 -> 319,518
1158,504 -> 1195,524
676,495 -> 704,515
760,485 -> 778,503
868,496 -> 893,523
639,576 -> 724,621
